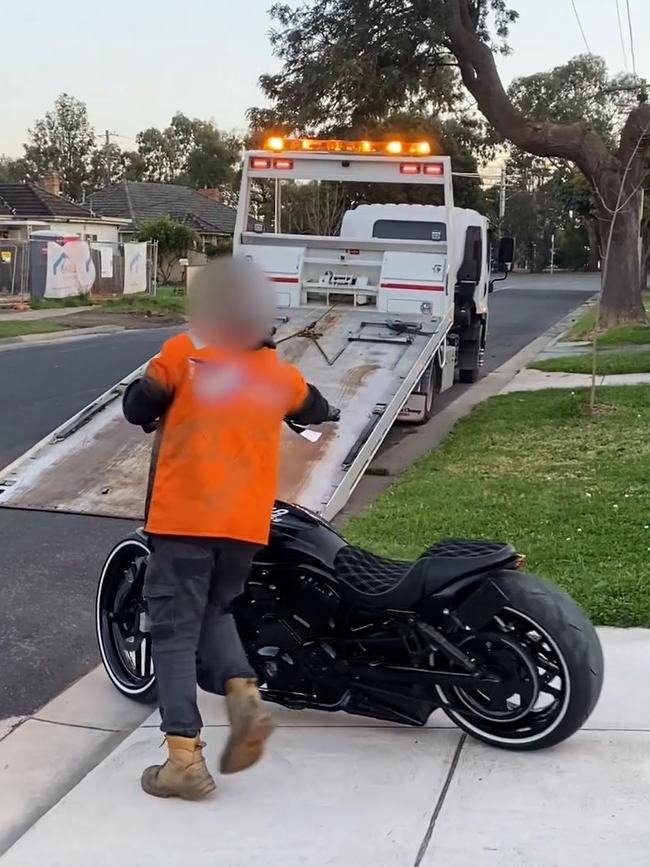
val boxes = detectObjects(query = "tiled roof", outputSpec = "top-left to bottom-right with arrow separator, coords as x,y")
88,182 -> 237,234
0,183 -> 97,219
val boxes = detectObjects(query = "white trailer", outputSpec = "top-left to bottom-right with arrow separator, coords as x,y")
0,138 -> 510,522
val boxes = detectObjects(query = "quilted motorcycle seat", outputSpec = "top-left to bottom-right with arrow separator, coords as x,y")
333,539 -> 516,609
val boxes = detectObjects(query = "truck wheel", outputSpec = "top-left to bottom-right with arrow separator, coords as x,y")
458,322 -> 482,384
415,361 -> 439,425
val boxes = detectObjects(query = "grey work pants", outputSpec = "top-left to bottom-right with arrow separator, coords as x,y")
144,535 -> 259,736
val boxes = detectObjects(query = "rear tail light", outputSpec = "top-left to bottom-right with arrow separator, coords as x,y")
250,157 -> 272,170
400,163 -> 421,175
273,158 -> 294,170
423,163 -> 444,176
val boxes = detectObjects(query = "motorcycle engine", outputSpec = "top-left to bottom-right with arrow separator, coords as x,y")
239,568 -> 341,697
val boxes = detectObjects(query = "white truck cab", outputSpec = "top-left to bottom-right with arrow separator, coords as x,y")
340,203 -> 494,381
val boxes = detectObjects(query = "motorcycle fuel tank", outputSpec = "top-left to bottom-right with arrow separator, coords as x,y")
259,500 -> 347,571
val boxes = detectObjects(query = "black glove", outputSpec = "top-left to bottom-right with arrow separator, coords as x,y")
141,420 -> 159,434
326,405 -> 341,422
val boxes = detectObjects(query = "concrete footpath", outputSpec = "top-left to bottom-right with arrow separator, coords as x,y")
0,306 -> 93,321
502,368 -> 650,393
1,628 -> 649,867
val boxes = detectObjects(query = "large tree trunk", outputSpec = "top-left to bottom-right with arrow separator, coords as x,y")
592,159 -> 647,326
640,225 -> 650,292
444,0 -> 650,324
597,195 -> 646,325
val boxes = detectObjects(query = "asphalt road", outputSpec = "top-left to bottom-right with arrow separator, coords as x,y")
0,275 -> 597,721
0,328 -> 178,470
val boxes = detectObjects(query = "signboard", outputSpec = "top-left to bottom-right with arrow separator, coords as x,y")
123,242 -> 147,295
44,240 -> 96,298
100,245 -> 114,278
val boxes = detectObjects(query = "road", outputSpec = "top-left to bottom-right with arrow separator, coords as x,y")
0,328 -> 178,470
0,275 -> 596,722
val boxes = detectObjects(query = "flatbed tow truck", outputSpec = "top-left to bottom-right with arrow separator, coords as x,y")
0,138 -> 512,522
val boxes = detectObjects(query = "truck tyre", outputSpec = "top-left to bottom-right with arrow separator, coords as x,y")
416,361 -> 440,425
458,320 -> 482,384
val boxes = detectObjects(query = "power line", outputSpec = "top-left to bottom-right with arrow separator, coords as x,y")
614,0 -> 629,71
570,0 -> 592,53
625,0 -> 637,78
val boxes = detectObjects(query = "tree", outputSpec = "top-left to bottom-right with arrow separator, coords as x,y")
88,146 -> 147,191
260,1 -> 650,326
183,124 -> 240,190
23,93 -> 96,201
0,156 -> 29,183
137,217 -> 199,284
135,113 -> 241,190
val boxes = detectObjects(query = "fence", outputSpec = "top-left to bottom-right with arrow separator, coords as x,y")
0,237 -> 157,299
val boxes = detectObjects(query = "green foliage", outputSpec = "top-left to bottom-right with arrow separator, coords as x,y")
11,94 -> 240,198
256,1 -> 517,131
0,155 -> 29,182
204,239 -> 233,258
508,56 -> 622,143
23,93 -> 96,200
136,113 -> 241,190
137,216 -> 199,284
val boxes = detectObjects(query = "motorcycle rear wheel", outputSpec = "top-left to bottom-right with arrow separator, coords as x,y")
436,571 -> 603,750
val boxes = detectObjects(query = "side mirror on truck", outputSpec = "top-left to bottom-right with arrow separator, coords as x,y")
489,236 -> 516,292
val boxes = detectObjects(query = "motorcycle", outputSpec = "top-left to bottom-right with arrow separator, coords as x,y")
96,419 -> 603,751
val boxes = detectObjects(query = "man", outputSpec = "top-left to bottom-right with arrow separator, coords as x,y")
123,258 -> 337,800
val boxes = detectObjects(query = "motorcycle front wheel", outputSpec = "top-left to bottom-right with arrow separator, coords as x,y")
436,571 -> 603,750
95,536 -> 157,703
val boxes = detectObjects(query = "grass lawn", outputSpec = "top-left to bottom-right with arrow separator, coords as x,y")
0,321 -> 65,339
346,386 -> 650,627
99,288 -> 185,317
532,350 -> 650,375
30,286 -> 185,318
29,296 -> 93,310
568,291 -> 650,346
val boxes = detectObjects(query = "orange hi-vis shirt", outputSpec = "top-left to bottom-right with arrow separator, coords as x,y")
143,332 -> 309,544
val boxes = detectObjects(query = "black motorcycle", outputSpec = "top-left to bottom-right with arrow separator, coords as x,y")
96,423 -> 603,752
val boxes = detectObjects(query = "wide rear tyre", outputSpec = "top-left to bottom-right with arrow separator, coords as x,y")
95,536 -> 157,704
437,571 -> 603,750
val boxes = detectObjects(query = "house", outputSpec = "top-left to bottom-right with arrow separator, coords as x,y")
0,174 -> 128,243
88,181 -> 238,246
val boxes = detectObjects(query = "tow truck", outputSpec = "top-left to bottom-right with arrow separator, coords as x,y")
0,137 -> 513,523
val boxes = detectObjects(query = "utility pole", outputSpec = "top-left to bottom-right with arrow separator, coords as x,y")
274,177 -> 282,234
550,232 -> 556,275
499,166 -> 506,221
104,130 -> 112,186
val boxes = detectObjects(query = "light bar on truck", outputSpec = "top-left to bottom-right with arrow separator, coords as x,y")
263,137 -> 434,157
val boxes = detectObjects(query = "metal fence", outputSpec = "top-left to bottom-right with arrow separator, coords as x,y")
0,237 -> 157,299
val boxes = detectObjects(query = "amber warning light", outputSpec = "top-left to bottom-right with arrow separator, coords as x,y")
263,137 -> 434,157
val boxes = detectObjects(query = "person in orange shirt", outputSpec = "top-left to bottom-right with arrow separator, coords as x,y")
123,259 -> 337,800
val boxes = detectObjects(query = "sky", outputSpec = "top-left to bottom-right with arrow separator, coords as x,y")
2,0 -> 648,158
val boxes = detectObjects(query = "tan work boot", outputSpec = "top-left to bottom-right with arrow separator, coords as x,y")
141,735 -> 216,800
220,678 -> 274,774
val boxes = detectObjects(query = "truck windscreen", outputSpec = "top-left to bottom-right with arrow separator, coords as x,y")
372,220 -> 447,242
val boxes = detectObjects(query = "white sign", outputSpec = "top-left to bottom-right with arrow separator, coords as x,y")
123,242 -> 148,295
44,240 -> 96,298
98,245 -> 114,279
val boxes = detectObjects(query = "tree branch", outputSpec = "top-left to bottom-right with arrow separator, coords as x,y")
442,0 -> 612,177
618,102 -> 650,166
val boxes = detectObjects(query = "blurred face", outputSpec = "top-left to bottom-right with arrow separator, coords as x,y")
189,258 -> 275,351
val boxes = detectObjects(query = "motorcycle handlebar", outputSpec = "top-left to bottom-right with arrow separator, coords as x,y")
141,407 -> 341,436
